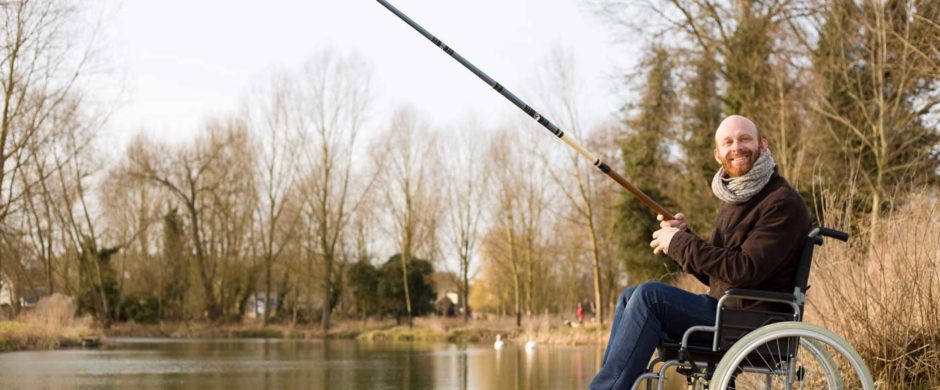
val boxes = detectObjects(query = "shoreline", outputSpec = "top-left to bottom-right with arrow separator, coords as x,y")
105,317 -> 609,346
0,320 -> 101,353
2,316 -> 609,353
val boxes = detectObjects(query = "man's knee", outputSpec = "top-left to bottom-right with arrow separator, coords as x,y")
618,282 -> 665,310
617,285 -> 638,307
632,281 -> 670,304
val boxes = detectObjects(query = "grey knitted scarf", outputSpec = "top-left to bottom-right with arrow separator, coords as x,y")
711,149 -> 776,204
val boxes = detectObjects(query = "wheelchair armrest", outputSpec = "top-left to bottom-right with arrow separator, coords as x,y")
680,325 -> 716,351
810,227 -> 849,242
722,288 -> 796,304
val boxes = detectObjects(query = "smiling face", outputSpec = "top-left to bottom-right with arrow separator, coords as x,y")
714,115 -> 768,177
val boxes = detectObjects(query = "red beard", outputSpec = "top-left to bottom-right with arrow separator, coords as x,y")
721,149 -> 759,177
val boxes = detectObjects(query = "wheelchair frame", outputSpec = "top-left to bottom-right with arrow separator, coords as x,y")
629,227 -> 874,390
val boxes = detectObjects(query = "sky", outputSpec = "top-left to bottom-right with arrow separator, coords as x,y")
95,0 -> 641,145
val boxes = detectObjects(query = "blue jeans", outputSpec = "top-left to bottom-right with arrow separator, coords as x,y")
590,282 -> 718,390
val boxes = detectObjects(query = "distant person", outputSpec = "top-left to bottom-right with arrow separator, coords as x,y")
577,302 -> 585,324
590,115 -> 811,389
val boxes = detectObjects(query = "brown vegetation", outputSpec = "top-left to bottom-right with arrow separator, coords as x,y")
808,191 -> 940,386
101,315 -> 607,346
0,294 -> 96,352
358,316 -> 607,346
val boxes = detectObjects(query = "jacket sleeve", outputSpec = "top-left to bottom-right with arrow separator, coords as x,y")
667,196 -> 808,288
669,227 -> 711,285
688,228 -> 715,286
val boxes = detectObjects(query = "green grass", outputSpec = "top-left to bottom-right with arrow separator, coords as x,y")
0,321 -> 24,351
357,326 -> 446,342
0,320 -> 83,352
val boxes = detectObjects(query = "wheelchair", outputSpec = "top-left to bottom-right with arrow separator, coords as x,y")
631,227 -> 875,389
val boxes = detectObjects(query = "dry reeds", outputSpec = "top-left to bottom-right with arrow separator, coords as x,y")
0,294 -> 95,351
807,190 -> 940,387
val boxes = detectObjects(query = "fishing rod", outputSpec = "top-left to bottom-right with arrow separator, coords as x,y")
376,0 -> 674,220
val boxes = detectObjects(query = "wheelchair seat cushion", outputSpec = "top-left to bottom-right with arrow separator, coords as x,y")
657,342 -> 725,365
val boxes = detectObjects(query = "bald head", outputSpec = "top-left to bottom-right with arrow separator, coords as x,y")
715,115 -> 759,146
713,115 -> 768,177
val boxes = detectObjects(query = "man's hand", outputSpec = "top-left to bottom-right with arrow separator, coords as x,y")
650,226 -> 680,255
657,213 -> 688,231
651,213 -> 686,255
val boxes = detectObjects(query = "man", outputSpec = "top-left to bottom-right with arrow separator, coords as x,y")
590,115 -> 811,389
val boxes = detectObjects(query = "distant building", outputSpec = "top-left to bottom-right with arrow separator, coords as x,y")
0,274 -> 46,313
0,275 -> 13,308
244,291 -> 279,320
435,295 -> 456,317
435,291 -> 463,317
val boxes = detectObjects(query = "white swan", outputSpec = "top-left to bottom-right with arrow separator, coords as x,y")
524,339 -> 536,352
494,334 -> 505,350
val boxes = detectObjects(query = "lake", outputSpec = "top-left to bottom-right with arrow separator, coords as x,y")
0,338 -> 603,389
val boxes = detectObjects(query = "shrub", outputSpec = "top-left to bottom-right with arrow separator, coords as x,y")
808,191 -> 940,386
119,293 -> 160,324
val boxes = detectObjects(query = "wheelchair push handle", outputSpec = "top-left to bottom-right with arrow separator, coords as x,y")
810,227 -> 849,242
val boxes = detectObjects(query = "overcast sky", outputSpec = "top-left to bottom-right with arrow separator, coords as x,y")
97,0 -> 640,145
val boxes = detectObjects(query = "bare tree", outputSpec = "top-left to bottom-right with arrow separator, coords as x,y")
591,0 -> 818,187
810,0 -> 940,245
443,120 -> 489,322
127,120 -> 253,321
485,128 -> 533,326
295,50 -> 374,330
0,0 -> 97,297
244,71 -> 302,324
536,48 -> 610,325
45,103 -> 114,326
10,93 -> 99,316
586,122 -> 630,318
379,108 -> 439,327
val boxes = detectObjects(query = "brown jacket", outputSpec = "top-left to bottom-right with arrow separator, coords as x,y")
668,170 -> 811,305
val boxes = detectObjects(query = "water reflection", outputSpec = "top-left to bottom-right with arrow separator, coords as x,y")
0,338 -> 600,389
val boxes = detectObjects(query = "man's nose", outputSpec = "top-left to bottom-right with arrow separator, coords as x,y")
730,140 -> 748,152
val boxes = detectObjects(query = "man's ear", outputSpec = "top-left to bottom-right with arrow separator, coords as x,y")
714,147 -> 721,164
759,138 -> 769,152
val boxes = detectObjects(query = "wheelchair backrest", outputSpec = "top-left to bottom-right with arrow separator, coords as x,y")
715,227 -> 849,352
793,235 -> 820,293
794,227 -> 850,293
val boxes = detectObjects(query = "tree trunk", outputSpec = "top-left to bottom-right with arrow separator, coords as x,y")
264,259 -> 272,324
187,203 -> 220,321
505,213 -> 521,327
588,223 -> 604,326
321,253 -> 333,331
869,184 -> 881,249
524,242 -> 533,317
306,246 -> 314,324
461,254 -> 469,322
513,269 -> 522,327
401,248 -> 413,328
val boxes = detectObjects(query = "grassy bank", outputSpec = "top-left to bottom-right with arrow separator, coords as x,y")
0,321 -> 93,352
0,295 -> 98,353
357,316 -> 607,345
105,318 -> 397,340
105,316 -> 608,347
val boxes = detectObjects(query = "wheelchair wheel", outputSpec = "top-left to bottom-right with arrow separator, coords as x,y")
710,322 -> 874,389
